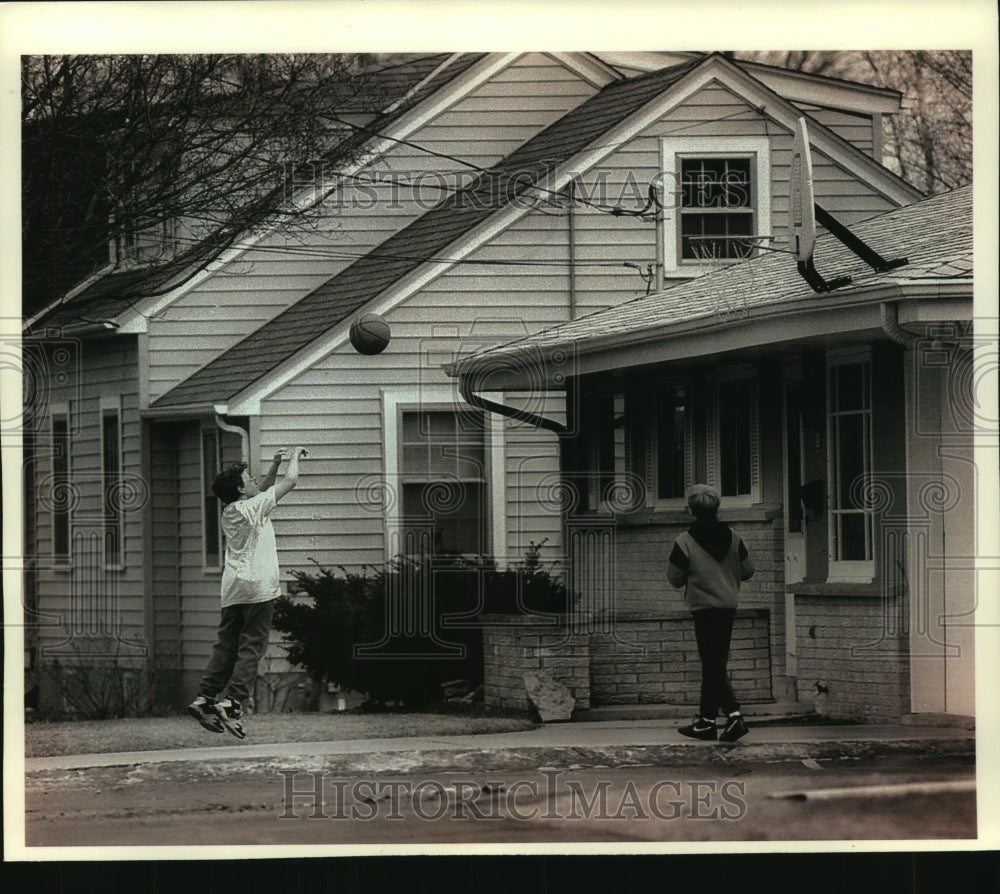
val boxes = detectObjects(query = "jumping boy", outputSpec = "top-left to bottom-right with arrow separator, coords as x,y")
667,483 -> 755,743
188,446 -> 308,738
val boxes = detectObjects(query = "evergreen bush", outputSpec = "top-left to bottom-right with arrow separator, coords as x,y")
273,542 -> 572,708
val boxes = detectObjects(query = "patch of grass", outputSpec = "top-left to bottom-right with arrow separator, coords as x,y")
24,710 -> 538,758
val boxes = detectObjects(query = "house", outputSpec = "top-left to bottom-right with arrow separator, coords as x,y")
452,184 -> 976,722
22,51 -> 930,716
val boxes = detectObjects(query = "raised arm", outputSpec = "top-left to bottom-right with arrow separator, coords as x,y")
260,449 -> 288,491
273,447 -> 308,502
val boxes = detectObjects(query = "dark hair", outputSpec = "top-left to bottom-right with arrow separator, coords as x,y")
212,462 -> 248,505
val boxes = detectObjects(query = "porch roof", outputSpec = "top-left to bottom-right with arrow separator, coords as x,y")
450,184 -> 973,384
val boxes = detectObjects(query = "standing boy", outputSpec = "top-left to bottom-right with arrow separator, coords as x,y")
188,446 -> 308,738
667,484 -> 755,743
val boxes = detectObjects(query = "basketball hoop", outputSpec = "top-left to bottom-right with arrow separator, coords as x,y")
789,116 -> 906,293
686,234 -> 785,262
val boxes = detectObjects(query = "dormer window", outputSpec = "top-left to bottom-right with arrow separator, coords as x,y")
113,216 -> 178,266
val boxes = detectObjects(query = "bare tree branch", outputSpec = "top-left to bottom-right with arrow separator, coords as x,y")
739,50 -> 972,196
22,53 -> 396,314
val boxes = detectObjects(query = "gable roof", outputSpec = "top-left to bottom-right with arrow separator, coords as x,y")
597,52 -> 905,115
151,53 -> 926,413
27,53 -> 487,332
150,57 -> 704,411
452,184 -> 973,383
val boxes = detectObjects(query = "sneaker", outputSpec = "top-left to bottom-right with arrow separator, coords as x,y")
719,713 -> 748,743
187,696 -> 224,733
212,698 -> 246,739
678,716 -> 718,741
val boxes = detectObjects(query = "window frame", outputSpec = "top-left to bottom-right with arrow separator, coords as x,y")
100,396 -> 125,571
826,349 -> 876,582
201,424 -> 223,572
660,136 -> 771,277
708,369 -> 760,505
50,402 -> 72,567
598,369 -> 762,514
585,388 -> 632,513
382,388 -> 503,560
400,407 -> 487,557
651,376 -> 693,509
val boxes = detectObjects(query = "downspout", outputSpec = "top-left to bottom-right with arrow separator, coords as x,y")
654,196 -> 665,293
568,179 -> 577,320
215,411 -> 250,468
459,373 -> 567,435
879,301 -> 919,350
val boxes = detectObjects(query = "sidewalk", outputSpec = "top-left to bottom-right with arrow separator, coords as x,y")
25,713 -> 976,776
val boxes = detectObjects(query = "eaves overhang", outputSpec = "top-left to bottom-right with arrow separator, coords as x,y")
140,401 -> 222,421
451,280 -> 973,389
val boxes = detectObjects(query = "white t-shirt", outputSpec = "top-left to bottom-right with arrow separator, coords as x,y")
220,487 -> 281,607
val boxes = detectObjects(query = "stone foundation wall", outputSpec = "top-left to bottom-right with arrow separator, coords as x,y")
590,610 -> 772,706
794,593 -> 910,722
482,610 -> 771,714
482,616 -> 591,714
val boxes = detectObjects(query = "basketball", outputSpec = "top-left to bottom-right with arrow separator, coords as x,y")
349,314 -> 391,355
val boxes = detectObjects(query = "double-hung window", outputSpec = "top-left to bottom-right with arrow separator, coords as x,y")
679,157 -> 754,262
400,410 -> 487,556
661,136 -> 771,275
100,399 -> 123,568
827,352 -> 874,580
51,405 -> 71,564
655,382 -> 689,502
714,375 -> 757,499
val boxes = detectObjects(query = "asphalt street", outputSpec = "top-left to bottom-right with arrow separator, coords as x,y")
22,719 -> 978,850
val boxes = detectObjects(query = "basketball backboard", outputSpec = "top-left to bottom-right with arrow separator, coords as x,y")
790,115 -> 907,294
790,116 -> 817,263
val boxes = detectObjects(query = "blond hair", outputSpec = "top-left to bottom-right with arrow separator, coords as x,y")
686,484 -> 721,520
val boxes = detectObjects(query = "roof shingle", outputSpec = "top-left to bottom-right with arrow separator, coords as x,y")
152,59 -> 703,409
460,184 -> 973,365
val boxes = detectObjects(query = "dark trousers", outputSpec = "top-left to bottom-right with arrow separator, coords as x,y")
692,607 -> 740,719
199,600 -> 275,705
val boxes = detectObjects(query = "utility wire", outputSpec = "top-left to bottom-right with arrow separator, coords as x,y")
324,104 -> 767,217
56,100 -> 771,320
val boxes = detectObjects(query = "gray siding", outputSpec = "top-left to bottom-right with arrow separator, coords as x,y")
32,336 -> 147,666
793,103 -> 875,157
145,53 -> 598,402
566,82 -> 900,310
249,77 -> 904,582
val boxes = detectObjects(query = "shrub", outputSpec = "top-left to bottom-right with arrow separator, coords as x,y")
273,543 -> 573,708
273,563 -> 388,698
34,635 -> 178,720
